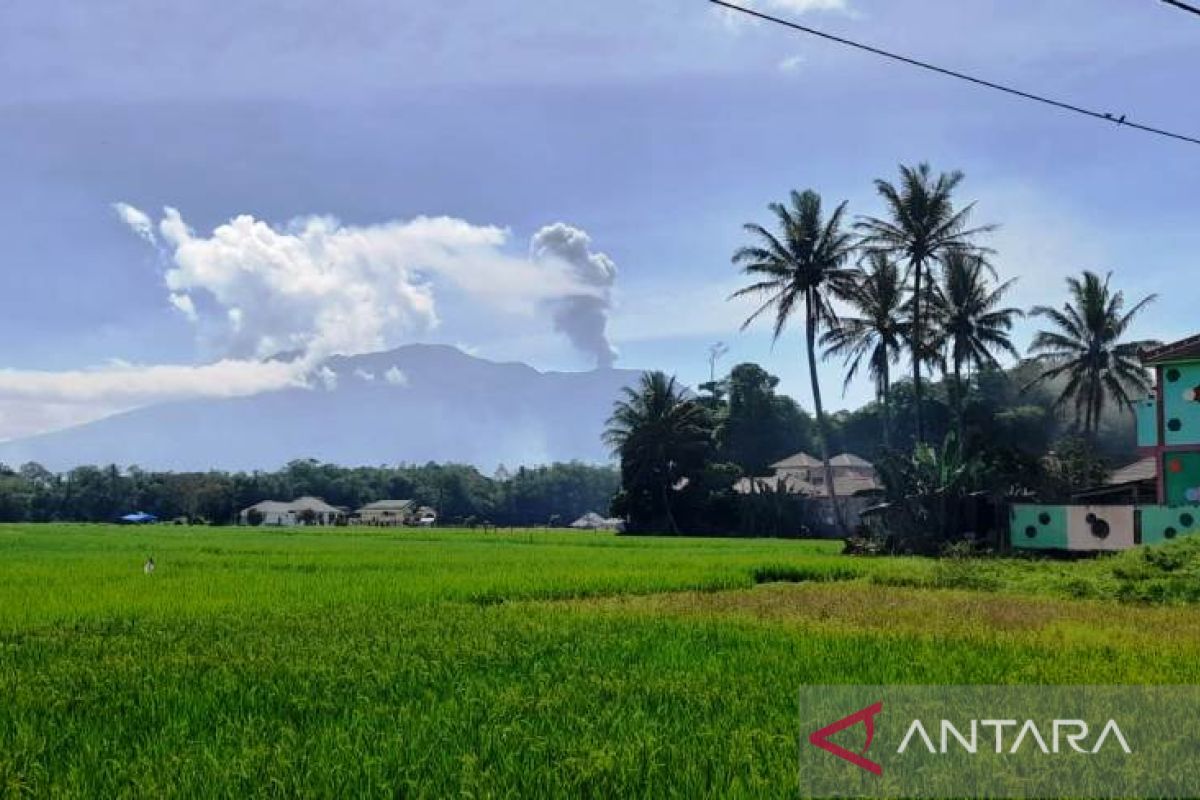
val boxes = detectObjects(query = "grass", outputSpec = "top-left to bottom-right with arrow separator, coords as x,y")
4,523 -> 1200,798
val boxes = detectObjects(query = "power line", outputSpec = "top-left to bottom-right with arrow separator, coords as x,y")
708,0 -> 1200,147
1160,0 -> 1200,18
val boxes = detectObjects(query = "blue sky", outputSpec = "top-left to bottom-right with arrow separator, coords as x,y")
0,0 -> 1196,440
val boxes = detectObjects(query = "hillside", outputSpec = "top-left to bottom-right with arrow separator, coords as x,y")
0,345 -> 641,471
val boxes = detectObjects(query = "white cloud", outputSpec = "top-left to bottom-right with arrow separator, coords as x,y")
112,202 -> 156,244
118,206 -> 613,366
0,358 -> 311,441
765,0 -> 847,12
383,366 -> 408,386
353,368 -> 376,382
0,359 -> 307,403
714,0 -> 850,30
316,366 -> 338,391
455,342 -> 481,357
778,54 -> 805,73
168,293 -> 198,321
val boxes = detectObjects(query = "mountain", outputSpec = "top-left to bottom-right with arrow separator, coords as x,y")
0,345 -> 643,471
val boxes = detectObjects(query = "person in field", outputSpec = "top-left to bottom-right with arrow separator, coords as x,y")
143,557 -> 156,575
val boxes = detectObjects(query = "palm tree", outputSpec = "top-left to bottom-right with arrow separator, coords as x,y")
856,163 -> 995,443
730,189 -> 858,533
929,251 -> 1023,427
820,251 -> 906,447
604,371 -> 712,534
1026,271 -> 1159,436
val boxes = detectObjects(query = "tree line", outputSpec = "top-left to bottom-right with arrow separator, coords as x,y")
606,162 -> 1157,542
0,459 -> 619,527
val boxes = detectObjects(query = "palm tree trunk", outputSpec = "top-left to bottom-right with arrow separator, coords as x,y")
953,358 -> 964,442
1085,374 -> 1098,439
911,258 -> 925,444
805,298 -> 845,537
660,481 -> 678,535
880,366 -> 891,449
1090,384 -> 1102,439
1082,387 -> 1093,439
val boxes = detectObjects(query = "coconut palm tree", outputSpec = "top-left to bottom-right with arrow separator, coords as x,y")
604,371 -> 712,534
929,251 -> 1023,426
856,163 -> 994,443
1026,270 -> 1159,436
730,189 -> 858,533
820,251 -> 906,447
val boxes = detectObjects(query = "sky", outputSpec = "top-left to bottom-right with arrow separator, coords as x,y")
0,0 -> 1196,442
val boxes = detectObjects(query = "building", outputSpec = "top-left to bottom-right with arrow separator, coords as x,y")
1070,457 -> 1157,505
734,451 -> 881,497
733,451 -> 882,535
239,496 -> 347,526
352,499 -> 415,526
568,512 -> 624,532
1011,334 -> 1200,551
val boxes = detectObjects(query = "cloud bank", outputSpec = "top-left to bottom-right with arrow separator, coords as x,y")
0,358 -> 311,442
0,207 -> 621,443
126,206 -> 617,367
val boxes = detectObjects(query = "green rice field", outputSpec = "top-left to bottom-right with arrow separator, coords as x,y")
4,524 -> 1200,798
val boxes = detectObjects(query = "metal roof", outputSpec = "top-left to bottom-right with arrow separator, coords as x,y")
1106,457 -> 1157,486
1142,334 -> 1200,365
769,451 -> 822,470
356,499 -> 414,512
733,473 -> 881,498
829,453 -> 873,468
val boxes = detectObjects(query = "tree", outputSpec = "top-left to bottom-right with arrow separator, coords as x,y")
872,432 -> 987,554
717,363 -> 815,475
821,251 -> 906,447
1026,270 -> 1159,436
929,251 -> 1022,430
856,163 -> 994,443
604,372 -> 713,534
731,189 -> 857,533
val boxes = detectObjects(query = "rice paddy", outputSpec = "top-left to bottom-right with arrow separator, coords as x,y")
4,524 -> 1200,798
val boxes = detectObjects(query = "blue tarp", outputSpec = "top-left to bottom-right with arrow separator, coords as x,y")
119,512 -> 158,524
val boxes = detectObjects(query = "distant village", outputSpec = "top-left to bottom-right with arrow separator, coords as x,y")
232,495 -> 629,532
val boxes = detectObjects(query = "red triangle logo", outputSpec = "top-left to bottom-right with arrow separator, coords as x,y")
808,701 -> 883,776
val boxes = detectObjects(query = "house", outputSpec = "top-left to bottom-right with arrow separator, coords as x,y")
118,511 -> 158,524
1012,333 -> 1200,551
733,451 -> 882,535
352,499 -> 415,526
1070,457 -> 1157,505
568,512 -> 624,532
239,500 -> 294,526
239,496 -> 347,526
734,451 -> 881,496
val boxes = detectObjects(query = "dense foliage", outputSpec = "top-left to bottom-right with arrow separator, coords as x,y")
0,459 -> 618,526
